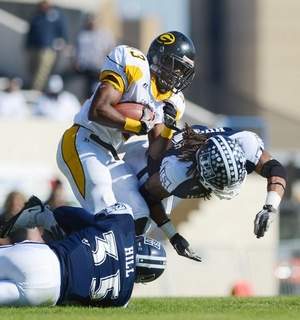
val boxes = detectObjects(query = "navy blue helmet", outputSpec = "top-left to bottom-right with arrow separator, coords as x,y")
135,236 -> 167,283
147,31 -> 195,93
196,135 -> 247,199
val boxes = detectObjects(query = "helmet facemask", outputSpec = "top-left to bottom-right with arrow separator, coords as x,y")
151,54 -> 195,94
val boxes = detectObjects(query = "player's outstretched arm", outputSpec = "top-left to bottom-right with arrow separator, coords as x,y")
139,173 -> 201,262
254,150 -> 287,238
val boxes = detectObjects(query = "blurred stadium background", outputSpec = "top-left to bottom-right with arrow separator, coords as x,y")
0,0 -> 299,297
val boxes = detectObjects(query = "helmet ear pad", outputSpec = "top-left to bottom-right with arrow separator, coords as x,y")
147,31 -> 196,93
135,236 -> 167,283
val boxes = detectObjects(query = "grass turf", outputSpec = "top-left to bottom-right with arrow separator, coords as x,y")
0,297 -> 299,320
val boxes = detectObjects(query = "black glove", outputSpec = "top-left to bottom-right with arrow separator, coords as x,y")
163,102 -> 177,130
170,233 -> 202,262
254,205 -> 277,238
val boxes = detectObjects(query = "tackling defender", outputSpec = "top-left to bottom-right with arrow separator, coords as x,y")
56,31 -> 195,222
123,124 -> 287,261
0,198 -> 166,307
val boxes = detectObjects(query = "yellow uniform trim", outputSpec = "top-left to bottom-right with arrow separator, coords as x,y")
100,70 -> 125,93
61,125 -> 86,198
124,65 -> 143,86
124,118 -> 141,134
150,77 -> 172,101
160,125 -> 174,139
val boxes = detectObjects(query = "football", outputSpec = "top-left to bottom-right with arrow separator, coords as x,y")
114,102 -> 154,121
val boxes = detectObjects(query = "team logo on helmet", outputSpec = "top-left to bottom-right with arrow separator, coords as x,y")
157,32 -> 176,45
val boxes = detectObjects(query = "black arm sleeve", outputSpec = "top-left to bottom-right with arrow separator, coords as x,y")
260,159 -> 287,180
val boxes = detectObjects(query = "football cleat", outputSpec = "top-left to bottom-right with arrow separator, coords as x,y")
0,195 -> 44,238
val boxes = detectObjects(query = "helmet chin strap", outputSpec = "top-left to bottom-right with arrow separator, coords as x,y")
151,71 -> 169,94
156,81 -> 169,94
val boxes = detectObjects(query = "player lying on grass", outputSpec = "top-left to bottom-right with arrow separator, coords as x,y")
0,198 -> 166,307
123,124 -> 287,261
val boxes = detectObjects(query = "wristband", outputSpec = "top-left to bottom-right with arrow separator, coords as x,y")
160,125 -> 173,139
160,220 -> 177,239
265,191 -> 281,210
124,118 -> 141,134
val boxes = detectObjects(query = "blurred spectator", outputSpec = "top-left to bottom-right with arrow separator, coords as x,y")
33,74 -> 81,121
45,178 -> 68,209
26,1 -> 68,91
0,191 -> 43,244
0,78 -> 30,119
74,14 -> 115,98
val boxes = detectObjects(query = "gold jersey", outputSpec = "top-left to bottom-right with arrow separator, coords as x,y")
74,45 -> 185,150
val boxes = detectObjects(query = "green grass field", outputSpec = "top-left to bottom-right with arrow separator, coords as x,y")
0,297 -> 300,320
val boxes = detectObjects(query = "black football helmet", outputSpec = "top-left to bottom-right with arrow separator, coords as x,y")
135,235 -> 167,283
147,31 -> 196,93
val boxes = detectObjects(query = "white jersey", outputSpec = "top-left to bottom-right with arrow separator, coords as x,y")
74,45 -> 185,150
160,126 -> 264,198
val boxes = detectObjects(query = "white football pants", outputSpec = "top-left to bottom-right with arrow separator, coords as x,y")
0,242 -> 61,306
57,125 -> 150,219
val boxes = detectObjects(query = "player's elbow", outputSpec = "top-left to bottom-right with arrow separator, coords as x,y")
88,104 -> 102,121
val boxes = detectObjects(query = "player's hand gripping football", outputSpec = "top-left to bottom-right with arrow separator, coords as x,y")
254,205 -> 277,238
170,233 -> 202,262
139,105 -> 156,135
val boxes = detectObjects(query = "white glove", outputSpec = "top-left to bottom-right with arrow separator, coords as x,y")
254,205 -> 277,238
139,105 -> 155,135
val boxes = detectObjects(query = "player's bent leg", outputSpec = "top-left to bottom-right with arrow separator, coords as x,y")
83,156 -> 116,213
57,129 -> 116,214
0,281 -> 21,305
0,243 -> 61,306
111,161 -> 150,221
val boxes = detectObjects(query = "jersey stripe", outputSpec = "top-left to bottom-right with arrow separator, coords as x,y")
61,125 -> 86,198
124,65 -> 143,86
100,70 -> 125,93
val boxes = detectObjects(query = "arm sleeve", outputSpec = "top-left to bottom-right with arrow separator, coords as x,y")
99,46 -> 127,93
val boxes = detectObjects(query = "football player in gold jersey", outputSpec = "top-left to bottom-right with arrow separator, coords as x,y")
57,31 -> 196,225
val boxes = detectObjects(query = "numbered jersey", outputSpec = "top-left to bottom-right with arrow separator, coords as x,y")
160,125 -> 265,198
74,45 -> 185,150
49,205 -> 136,307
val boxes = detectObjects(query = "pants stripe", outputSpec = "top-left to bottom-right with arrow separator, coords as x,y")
61,125 -> 86,198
